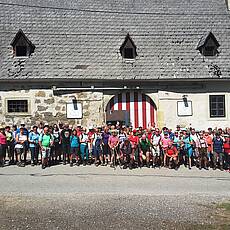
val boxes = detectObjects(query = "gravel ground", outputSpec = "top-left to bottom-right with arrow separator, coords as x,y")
0,194 -> 226,230
0,165 -> 230,229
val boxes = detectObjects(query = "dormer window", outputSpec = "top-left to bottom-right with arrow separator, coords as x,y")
10,29 -> 35,57
120,34 -> 137,59
197,32 -> 220,57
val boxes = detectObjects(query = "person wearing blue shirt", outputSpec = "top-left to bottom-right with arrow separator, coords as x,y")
213,133 -> 224,171
70,129 -> 80,167
29,126 -> 40,166
183,132 -> 194,169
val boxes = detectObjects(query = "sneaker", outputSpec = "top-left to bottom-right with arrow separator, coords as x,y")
76,161 -> 80,166
63,161 -> 66,165
31,162 -> 35,166
123,164 -> 127,169
83,161 -> 86,166
42,164 -> 46,169
70,162 -> 73,167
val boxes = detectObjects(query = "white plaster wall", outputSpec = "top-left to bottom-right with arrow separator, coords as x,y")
158,90 -> 230,130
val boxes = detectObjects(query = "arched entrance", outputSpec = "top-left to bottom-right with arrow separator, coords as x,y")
106,92 -> 157,129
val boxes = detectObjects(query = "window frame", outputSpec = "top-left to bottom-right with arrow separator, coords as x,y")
123,47 -> 135,59
209,95 -> 226,118
5,98 -> 31,115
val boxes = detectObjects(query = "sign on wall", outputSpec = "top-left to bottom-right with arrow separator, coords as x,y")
177,100 -> 193,116
66,101 -> 83,119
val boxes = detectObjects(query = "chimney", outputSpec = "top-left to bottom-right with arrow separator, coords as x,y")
226,0 -> 230,10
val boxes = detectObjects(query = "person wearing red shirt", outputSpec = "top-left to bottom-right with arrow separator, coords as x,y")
223,134 -> 230,172
128,129 -> 139,168
165,141 -> 178,169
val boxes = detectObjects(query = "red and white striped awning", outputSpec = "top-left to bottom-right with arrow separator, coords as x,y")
107,92 -> 157,129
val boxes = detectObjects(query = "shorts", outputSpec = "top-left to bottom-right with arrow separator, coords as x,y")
15,147 -> 24,155
41,147 -> 51,159
185,147 -> 193,158
151,146 -> 160,157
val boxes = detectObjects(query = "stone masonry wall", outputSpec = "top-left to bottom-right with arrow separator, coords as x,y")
0,89 -> 105,128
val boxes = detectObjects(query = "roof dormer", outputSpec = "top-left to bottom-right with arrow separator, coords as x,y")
10,29 -> 35,57
120,34 -> 137,59
197,32 -> 220,57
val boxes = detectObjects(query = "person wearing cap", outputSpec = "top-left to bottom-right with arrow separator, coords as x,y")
213,132 -> 224,171
165,141 -> 178,169
120,137 -> 132,169
15,127 -> 28,167
0,126 -> 7,167
138,134 -> 151,168
60,123 -> 72,165
108,129 -> 119,167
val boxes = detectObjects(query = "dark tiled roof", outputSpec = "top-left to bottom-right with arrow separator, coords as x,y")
0,0 -> 230,81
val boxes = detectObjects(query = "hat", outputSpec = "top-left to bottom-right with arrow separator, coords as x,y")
133,129 -> 137,133
89,126 -> 94,130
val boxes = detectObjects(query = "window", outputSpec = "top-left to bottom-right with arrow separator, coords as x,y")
197,32 -> 220,57
10,29 -> 35,57
124,48 -> 134,59
7,100 -> 28,113
209,95 -> 225,118
203,46 -> 217,56
120,33 -> 137,59
16,46 -> 27,57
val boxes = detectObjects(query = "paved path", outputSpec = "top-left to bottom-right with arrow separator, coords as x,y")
0,165 -> 229,196
0,165 -> 230,229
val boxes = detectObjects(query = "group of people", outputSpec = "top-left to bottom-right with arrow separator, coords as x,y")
0,122 -> 229,172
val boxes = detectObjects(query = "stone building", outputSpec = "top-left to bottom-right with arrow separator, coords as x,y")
0,0 -> 230,129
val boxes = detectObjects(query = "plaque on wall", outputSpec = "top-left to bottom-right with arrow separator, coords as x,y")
66,101 -> 83,119
177,100 -> 193,116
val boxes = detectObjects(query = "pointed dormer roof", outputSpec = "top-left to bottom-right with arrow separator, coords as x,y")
197,32 -> 220,50
120,33 -> 137,57
10,29 -> 35,49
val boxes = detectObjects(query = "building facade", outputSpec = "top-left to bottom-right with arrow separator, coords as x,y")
0,0 -> 230,129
